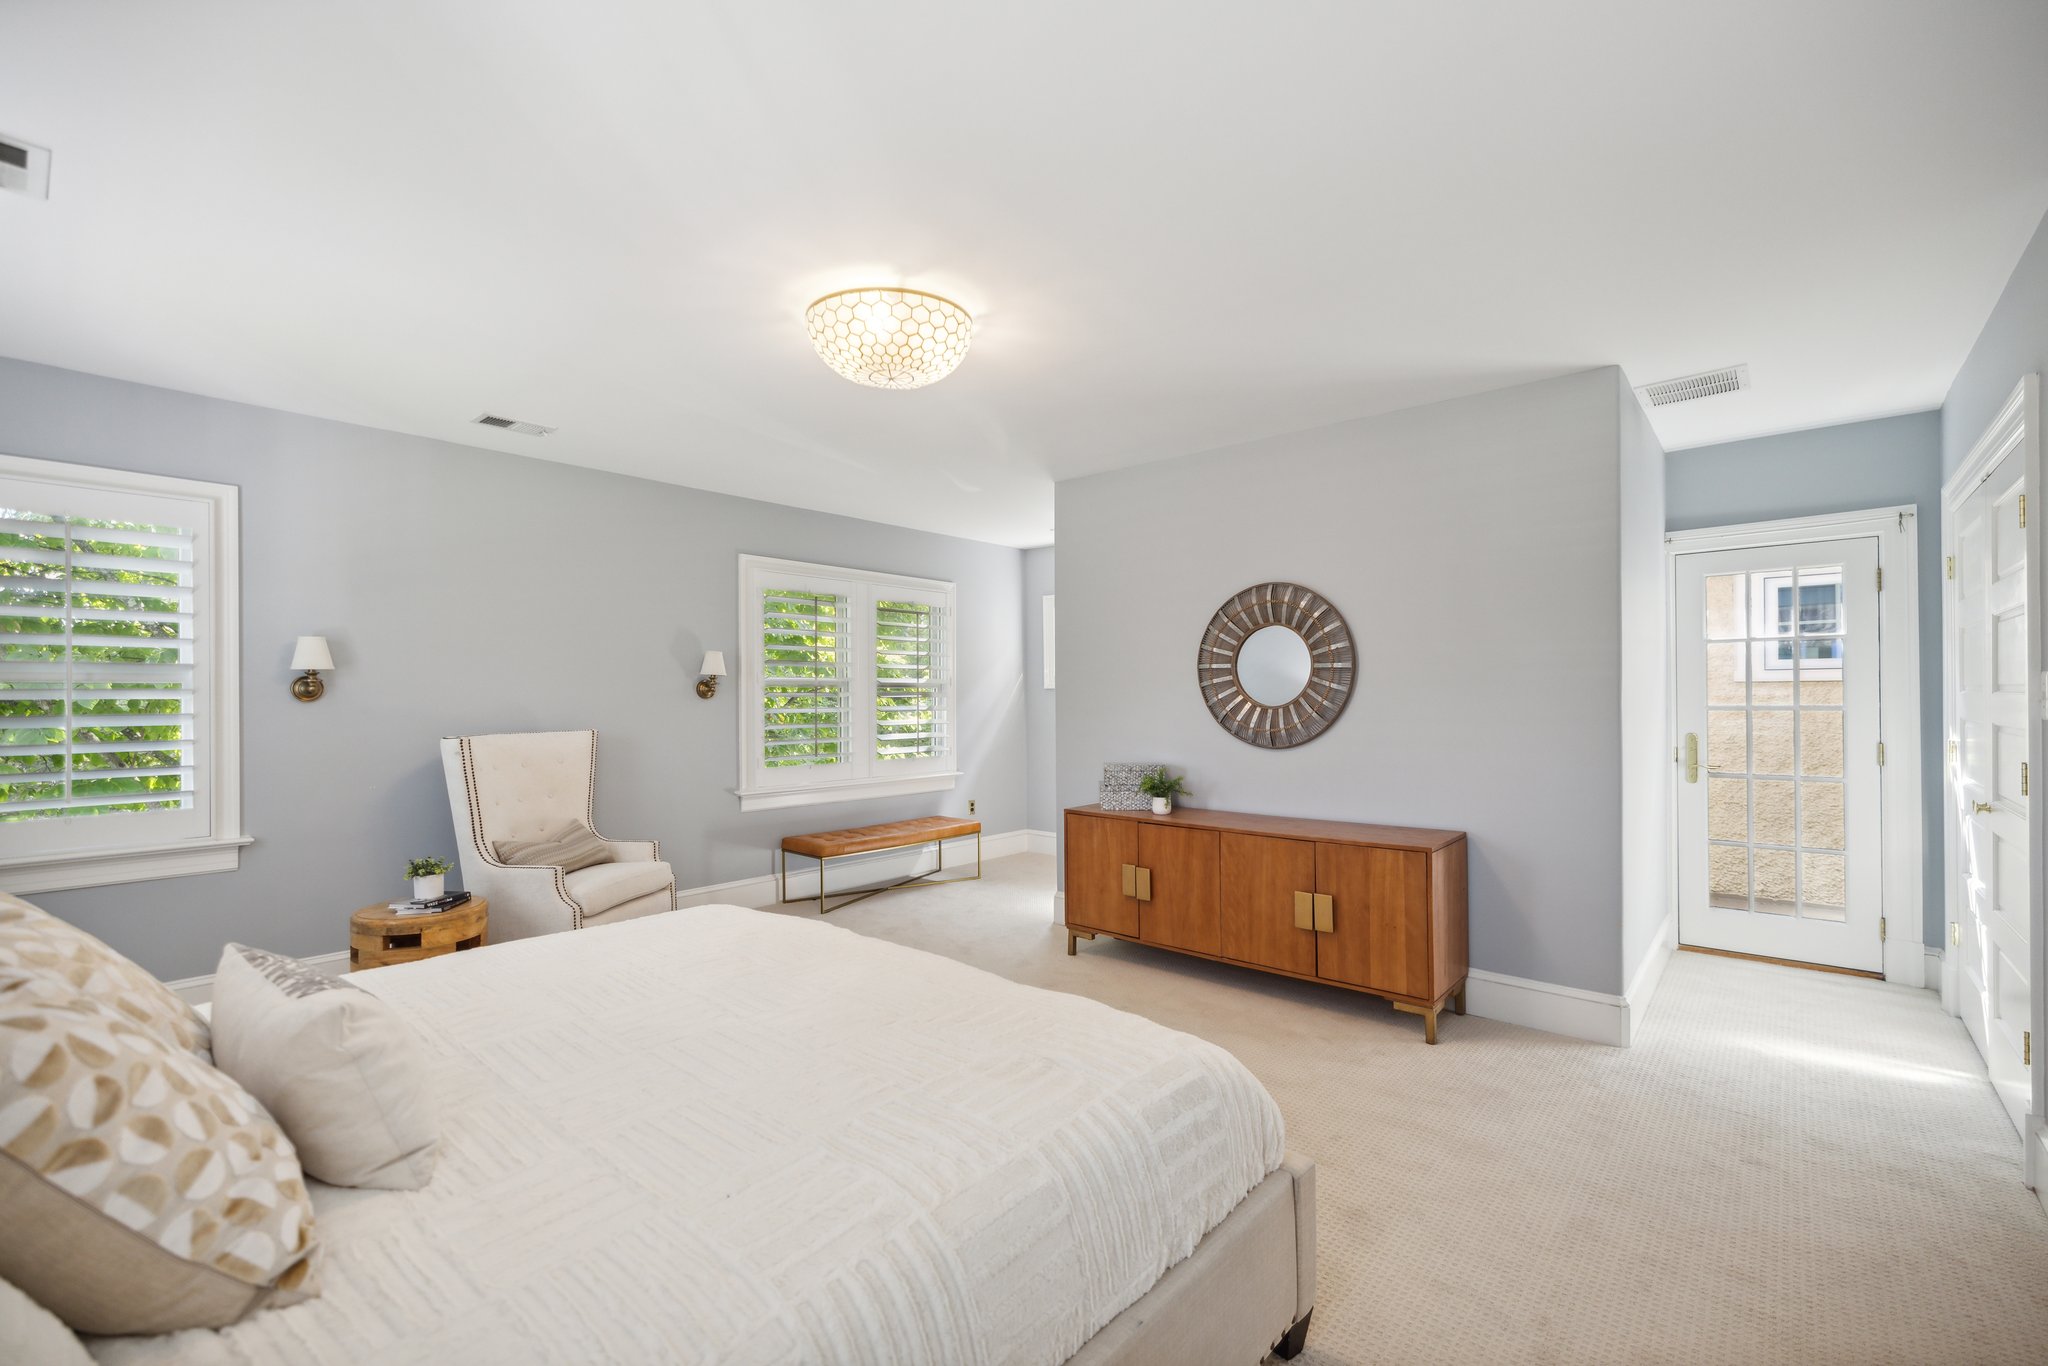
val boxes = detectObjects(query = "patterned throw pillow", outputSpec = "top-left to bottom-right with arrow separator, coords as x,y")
0,973 -> 320,1333
0,894 -> 210,1060
211,944 -> 438,1190
493,821 -> 613,873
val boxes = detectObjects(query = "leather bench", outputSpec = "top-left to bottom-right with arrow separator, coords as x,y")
779,816 -> 982,913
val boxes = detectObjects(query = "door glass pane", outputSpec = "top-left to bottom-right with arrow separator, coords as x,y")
1802,853 -> 1846,921
1799,710 -> 1843,777
1706,643 -> 1745,705
1708,778 -> 1748,841
1753,849 -> 1797,914
1709,845 -> 1748,910
1705,574 -> 1746,639
1751,710 -> 1794,775
1753,779 -> 1795,845
1750,641 -> 1794,703
1799,643 -> 1844,704
1800,781 -> 1844,850
1707,710 -> 1747,771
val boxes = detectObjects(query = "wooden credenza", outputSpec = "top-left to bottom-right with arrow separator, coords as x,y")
1064,805 -> 1469,1042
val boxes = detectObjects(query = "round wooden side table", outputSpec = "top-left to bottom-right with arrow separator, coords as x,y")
349,897 -> 489,971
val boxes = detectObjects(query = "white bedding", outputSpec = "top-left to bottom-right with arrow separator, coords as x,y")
90,906 -> 1285,1366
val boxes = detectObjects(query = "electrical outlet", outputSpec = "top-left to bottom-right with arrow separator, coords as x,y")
968,799 -> 976,815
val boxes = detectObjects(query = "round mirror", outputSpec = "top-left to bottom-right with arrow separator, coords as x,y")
1236,625 -> 1312,706
1197,582 -> 1354,749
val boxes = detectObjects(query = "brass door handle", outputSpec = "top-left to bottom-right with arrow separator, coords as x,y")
1684,733 -> 1699,784
1121,863 -> 1136,897
1293,891 -> 1315,931
1134,866 -> 1152,902
1974,800 -> 1995,814
1312,893 -> 1333,934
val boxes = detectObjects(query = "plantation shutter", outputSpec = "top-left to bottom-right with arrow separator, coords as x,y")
760,584 -> 849,770
0,504 -> 203,832
875,597 -> 946,761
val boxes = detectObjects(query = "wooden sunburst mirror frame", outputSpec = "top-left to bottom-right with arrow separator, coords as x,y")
1197,582 -> 1354,749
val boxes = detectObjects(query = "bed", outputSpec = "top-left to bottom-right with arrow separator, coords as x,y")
87,906 -> 1315,1365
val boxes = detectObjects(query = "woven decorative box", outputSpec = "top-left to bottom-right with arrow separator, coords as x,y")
1099,763 -> 1156,811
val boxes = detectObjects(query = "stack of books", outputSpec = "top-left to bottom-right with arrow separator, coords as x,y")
385,890 -> 474,916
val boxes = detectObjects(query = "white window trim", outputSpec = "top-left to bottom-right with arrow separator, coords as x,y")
0,453 -> 246,893
734,553 -> 959,813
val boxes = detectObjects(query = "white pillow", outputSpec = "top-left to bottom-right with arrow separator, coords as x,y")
0,1274 -> 94,1366
210,945 -> 439,1190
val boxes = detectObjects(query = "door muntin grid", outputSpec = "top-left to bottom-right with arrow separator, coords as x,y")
1703,566 -> 1849,921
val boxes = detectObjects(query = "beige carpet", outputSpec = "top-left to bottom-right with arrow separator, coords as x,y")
759,853 -> 2048,1365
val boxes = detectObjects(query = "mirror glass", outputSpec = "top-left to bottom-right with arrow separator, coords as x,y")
1236,625 -> 1312,706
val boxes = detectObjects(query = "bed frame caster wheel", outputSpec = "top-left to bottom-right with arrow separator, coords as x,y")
1273,1308 -> 1312,1360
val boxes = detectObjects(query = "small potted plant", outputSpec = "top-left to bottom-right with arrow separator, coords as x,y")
405,856 -> 453,902
1139,767 -> 1189,816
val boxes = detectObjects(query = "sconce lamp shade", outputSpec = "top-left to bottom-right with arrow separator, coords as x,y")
291,636 -> 335,671
699,651 -> 727,678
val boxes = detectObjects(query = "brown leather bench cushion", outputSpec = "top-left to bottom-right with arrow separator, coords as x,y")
781,816 -> 981,860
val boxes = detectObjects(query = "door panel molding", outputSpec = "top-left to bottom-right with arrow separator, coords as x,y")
1940,373 -> 2043,1177
1667,507 -> 1923,983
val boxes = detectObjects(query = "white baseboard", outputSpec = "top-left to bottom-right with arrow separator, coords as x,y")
1464,969 -> 1631,1047
164,833 -> 1043,1005
1618,910 -> 1678,1045
1051,890 -> 1066,924
1921,945 -> 1944,996
1023,829 -> 1056,856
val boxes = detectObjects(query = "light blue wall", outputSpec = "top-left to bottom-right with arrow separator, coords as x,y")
1022,546 -> 1056,833
0,356 -> 1030,980
1665,410 -> 1944,943
1056,368 -> 1642,995
1943,210 -> 2048,481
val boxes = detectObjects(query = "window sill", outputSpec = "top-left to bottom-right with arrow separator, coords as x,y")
735,771 -> 961,813
0,835 -> 253,896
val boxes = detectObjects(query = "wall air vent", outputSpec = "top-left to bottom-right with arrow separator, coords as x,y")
472,413 -> 556,436
1636,364 -> 1751,408
0,133 -> 52,200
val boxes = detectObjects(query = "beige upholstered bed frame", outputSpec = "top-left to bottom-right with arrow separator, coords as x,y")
1070,1152 -> 1316,1365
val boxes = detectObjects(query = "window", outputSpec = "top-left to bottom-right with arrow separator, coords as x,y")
0,455 -> 244,892
1760,569 -> 1843,673
737,555 -> 956,811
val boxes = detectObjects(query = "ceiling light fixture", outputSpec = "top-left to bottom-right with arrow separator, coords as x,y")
805,287 -> 973,389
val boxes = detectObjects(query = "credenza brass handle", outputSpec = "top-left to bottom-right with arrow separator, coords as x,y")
1293,891 -> 1315,931
1121,863 -> 1136,897
1312,893 -> 1333,934
1134,866 -> 1152,902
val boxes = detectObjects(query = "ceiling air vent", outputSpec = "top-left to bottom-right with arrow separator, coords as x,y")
472,413 -> 556,436
1636,364 -> 1751,408
0,133 -> 51,200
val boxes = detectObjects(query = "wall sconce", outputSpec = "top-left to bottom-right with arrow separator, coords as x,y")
291,636 -> 334,702
696,650 -> 727,700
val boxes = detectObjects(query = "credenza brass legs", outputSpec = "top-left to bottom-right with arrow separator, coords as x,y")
1391,1000 -> 1438,1044
1067,929 -> 1096,956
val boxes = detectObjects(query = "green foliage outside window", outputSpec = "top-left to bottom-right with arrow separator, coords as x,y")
0,511 -> 193,822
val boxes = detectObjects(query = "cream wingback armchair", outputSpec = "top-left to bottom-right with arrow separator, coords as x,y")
440,730 -> 676,942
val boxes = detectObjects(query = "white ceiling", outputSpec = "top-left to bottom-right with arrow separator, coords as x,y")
4,2 -> 2047,548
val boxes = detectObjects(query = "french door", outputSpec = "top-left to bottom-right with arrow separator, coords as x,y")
1675,539 -> 1884,972
1950,447 -> 2032,1137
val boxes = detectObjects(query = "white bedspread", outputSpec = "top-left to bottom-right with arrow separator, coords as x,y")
90,906 -> 1285,1366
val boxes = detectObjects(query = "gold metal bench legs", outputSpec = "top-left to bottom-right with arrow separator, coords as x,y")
779,830 -> 983,915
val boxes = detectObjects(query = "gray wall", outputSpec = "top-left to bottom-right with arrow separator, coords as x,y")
1618,384 -> 1669,987
1055,367 -> 1643,996
1022,546 -> 1056,832
1665,410 -> 1945,942
1943,209 -> 2048,481
0,356 -> 1028,980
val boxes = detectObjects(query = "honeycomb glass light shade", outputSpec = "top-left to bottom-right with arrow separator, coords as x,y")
805,287 -> 973,389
